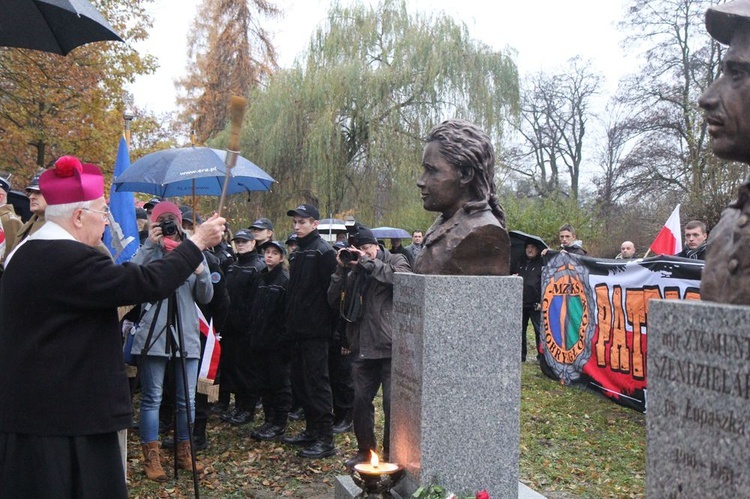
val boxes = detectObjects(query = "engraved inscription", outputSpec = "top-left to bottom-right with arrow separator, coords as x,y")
662,332 -> 680,349
681,329 -> 750,360
668,449 -> 737,488
683,398 -> 746,435
652,355 -> 750,400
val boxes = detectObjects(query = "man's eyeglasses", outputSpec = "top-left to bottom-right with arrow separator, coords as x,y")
82,206 -> 111,220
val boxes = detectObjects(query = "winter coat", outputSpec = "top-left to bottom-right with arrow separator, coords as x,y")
249,264 -> 289,351
199,249 -> 230,333
327,248 -> 411,359
224,251 -> 264,337
0,221 -> 206,435
130,238 -> 213,359
562,240 -> 588,255
517,255 -> 543,308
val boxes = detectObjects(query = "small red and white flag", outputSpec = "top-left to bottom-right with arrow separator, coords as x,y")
650,204 -> 682,255
196,305 -> 221,381
0,217 -> 6,262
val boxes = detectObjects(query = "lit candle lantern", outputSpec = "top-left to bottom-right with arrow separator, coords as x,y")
350,450 -> 404,498
354,451 -> 399,475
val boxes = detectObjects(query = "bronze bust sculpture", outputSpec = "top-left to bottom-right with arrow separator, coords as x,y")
413,119 -> 510,275
699,1 -> 750,304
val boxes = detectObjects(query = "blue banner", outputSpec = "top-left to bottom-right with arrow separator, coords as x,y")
103,136 -> 139,263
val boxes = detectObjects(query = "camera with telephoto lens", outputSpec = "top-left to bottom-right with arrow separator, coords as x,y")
339,249 -> 358,264
158,219 -> 178,236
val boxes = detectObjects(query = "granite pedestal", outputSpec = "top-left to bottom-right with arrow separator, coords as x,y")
389,273 -> 522,498
647,300 -> 750,497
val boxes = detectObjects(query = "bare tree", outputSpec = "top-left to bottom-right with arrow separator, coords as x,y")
509,57 -> 601,201
616,0 -> 736,225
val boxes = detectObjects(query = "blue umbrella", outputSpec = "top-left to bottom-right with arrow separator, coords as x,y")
371,227 -> 411,239
113,147 -> 274,197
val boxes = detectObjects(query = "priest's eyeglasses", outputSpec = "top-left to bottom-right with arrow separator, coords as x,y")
82,206 -> 111,220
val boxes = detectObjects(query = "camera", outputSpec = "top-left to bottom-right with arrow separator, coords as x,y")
339,249 -> 358,264
347,232 -> 359,247
158,219 -> 178,236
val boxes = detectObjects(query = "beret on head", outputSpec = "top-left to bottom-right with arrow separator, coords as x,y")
150,200 -> 183,224
706,0 -> 750,45
40,156 -> 104,206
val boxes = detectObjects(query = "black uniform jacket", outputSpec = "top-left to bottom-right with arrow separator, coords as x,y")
285,229 -> 337,339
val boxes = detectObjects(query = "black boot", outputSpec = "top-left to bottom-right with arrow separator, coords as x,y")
344,450 -> 370,470
193,418 -> 208,451
298,436 -> 336,459
288,407 -> 305,421
210,401 -> 228,416
332,409 -> 353,434
220,406 -> 241,422
281,428 -> 317,446
229,410 -> 254,425
253,423 -> 286,441
298,423 -> 335,459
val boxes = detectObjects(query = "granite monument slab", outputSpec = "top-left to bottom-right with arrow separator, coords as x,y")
647,299 -> 750,497
390,273 -> 522,497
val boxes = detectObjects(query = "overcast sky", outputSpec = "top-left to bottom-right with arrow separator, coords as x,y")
127,0 -> 632,116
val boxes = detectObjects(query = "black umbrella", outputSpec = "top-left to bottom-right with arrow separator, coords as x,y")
509,230 -> 549,270
2,0 -> 123,56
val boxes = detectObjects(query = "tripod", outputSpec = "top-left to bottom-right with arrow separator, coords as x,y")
137,291 -> 201,498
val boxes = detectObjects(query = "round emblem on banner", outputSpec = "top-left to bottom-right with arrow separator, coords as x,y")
541,255 -> 595,384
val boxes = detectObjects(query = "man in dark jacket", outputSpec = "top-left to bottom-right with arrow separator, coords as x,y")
556,223 -> 587,255
389,237 -> 414,266
0,156 -> 225,498
328,228 -> 411,468
516,242 -> 544,362
542,223 -> 587,258
281,204 -> 338,459
676,220 -> 707,260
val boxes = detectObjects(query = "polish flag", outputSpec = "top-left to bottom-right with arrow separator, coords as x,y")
196,305 -> 221,381
0,218 -> 5,262
650,204 -> 682,255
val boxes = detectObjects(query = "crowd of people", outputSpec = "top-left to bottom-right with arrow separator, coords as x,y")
0,166 -> 420,493
117,198 -> 424,479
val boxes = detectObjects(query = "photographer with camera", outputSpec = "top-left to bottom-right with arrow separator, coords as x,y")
129,201 -> 214,482
327,227 -> 411,469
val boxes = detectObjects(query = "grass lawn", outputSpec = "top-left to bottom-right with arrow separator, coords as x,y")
127,329 -> 645,498
519,361 -> 645,498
